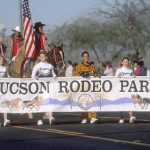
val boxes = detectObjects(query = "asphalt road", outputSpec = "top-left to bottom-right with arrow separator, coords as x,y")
0,112 -> 150,150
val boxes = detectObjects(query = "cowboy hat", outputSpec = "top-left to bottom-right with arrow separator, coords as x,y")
12,26 -> 21,32
34,22 -> 46,28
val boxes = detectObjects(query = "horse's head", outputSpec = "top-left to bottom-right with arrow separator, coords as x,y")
47,43 -> 65,70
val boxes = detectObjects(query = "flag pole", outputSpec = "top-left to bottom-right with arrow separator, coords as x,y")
19,0 -> 23,35
0,34 -> 4,56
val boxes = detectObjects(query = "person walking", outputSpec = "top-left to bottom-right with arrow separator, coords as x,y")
115,57 -> 136,123
74,51 -> 100,124
0,55 -> 11,126
31,51 -> 57,125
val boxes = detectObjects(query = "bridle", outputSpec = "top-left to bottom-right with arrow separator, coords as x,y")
53,48 -> 65,70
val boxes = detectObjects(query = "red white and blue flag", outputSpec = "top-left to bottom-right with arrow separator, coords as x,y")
23,0 -> 35,58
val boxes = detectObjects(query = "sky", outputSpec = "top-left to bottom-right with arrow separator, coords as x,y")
0,0 -> 123,36
0,0 -> 103,36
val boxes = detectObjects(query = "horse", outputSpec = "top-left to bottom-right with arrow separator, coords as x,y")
47,43 -> 65,75
8,43 -> 65,78
8,45 -> 27,78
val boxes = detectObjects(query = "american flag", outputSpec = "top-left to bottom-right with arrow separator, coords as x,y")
23,0 -> 35,58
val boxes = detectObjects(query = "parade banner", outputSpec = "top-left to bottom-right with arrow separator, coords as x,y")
0,77 -> 150,113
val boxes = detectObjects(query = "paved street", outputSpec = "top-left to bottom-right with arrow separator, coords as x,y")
0,112 -> 150,150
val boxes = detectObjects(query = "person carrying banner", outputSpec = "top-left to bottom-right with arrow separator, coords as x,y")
115,57 -> 136,123
0,55 -> 11,127
74,51 -> 100,124
5,26 -> 24,61
31,51 -> 57,125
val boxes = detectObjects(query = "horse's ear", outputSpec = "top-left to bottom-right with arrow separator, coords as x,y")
60,43 -> 63,48
53,44 -> 56,48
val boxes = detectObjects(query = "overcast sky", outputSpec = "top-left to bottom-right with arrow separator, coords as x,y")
0,0 -> 100,35
0,0 -> 125,36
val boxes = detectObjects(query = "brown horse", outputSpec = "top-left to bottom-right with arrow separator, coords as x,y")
8,45 -> 27,78
8,43 -> 65,78
47,43 -> 65,70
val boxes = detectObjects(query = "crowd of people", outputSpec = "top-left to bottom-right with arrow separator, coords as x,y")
64,59 -> 148,77
0,21 -> 148,127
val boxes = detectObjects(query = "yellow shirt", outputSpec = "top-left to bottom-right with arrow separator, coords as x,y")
74,63 -> 97,76
74,63 -> 99,118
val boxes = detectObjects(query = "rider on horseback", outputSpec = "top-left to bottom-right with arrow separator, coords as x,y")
5,26 -> 24,62
34,22 -> 48,62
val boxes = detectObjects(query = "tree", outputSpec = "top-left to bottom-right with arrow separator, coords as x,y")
47,0 -> 150,66
92,0 -> 150,61
47,18 -> 108,63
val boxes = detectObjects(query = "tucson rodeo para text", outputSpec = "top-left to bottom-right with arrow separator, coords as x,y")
0,82 -> 50,94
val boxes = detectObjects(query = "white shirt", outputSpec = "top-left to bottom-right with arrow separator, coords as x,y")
115,66 -> 133,76
65,65 -> 73,77
31,62 -> 56,78
0,65 -> 9,78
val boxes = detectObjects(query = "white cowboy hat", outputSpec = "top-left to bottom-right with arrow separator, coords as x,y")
12,26 -> 20,32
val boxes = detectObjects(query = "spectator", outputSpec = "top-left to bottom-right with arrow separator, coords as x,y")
137,61 -> 147,76
103,61 -> 114,76
133,60 -> 138,73
98,62 -> 106,76
134,62 -> 140,76
65,61 -> 73,77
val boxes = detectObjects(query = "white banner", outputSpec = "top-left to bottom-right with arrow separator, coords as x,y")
0,77 -> 150,113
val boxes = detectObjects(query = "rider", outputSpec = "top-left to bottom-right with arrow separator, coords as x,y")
33,22 -> 48,62
5,26 -> 24,61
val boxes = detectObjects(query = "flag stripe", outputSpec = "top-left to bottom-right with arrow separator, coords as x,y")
25,22 -> 33,51
23,0 -> 35,58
